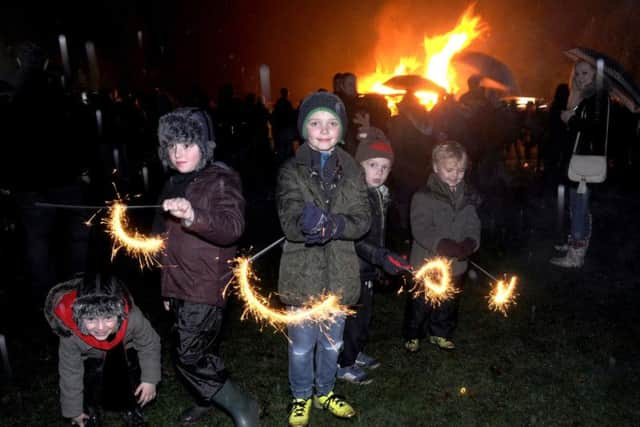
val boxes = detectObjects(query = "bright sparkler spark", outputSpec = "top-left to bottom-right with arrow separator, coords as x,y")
410,257 -> 457,306
231,257 -> 354,328
104,202 -> 164,268
487,276 -> 518,316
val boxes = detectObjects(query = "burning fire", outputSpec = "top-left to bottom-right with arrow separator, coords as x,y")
231,257 -> 354,328
104,202 -> 165,268
359,5 -> 487,113
410,257 -> 457,306
488,276 -> 518,316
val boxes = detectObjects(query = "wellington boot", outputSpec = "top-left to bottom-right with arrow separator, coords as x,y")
212,380 -> 260,427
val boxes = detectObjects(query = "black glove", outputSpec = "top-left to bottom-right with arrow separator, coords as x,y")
458,238 -> 477,259
380,250 -> 412,275
300,203 -> 345,245
300,202 -> 327,235
436,238 -> 463,258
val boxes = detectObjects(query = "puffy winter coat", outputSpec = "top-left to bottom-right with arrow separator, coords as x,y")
410,174 -> 481,276
44,279 -> 161,419
276,144 -> 371,305
158,162 -> 245,306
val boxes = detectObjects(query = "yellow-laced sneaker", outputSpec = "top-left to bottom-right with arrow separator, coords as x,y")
404,338 -> 420,353
429,335 -> 455,350
288,397 -> 312,427
313,391 -> 356,419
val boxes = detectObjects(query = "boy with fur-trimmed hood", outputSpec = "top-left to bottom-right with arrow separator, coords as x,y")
154,107 -> 258,427
44,273 -> 161,427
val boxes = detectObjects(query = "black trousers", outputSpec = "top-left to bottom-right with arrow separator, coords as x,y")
172,300 -> 228,405
83,345 -> 140,414
403,274 -> 465,340
338,279 -> 375,367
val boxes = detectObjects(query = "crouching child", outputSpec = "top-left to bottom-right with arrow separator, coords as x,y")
44,273 -> 161,427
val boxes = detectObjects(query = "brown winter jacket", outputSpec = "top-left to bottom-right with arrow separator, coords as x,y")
276,144 -> 371,306
159,163 -> 245,306
410,174 -> 481,276
44,279 -> 161,419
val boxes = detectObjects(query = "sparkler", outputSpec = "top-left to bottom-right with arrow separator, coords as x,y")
469,260 -> 518,316
410,257 -> 457,306
487,276 -> 518,317
229,237 -> 353,328
103,202 -> 164,268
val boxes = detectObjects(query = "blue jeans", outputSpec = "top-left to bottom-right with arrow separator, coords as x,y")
569,186 -> 590,241
287,307 -> 345,399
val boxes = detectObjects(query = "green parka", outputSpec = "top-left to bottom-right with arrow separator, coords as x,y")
276,144 -> 371,305
410,174 -> 481,276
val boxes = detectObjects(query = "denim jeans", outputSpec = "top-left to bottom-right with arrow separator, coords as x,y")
569,186 -> 590,241
287,307 -> 345,399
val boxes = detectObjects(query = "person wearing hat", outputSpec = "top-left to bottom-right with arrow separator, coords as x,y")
276,91 -> 371,426
154,108 -> 258,426
44,273 -> 161,427
336,127 -> 411,385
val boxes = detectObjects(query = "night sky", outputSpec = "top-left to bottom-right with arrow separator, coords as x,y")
1,0 -> 639,104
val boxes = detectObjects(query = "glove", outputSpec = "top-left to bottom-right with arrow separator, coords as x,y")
458,238 -> 477,259
436,238 -> 463,258
381,250 -> 412,275
300,202 -> 327,235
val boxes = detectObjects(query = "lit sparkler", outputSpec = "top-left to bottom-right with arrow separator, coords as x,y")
487,276 -> 518,316
231,257 -> 353,328
104,202 -> 164,268
410,257 -> 457,306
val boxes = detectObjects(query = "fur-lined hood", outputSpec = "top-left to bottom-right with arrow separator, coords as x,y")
44,277 -> 133,338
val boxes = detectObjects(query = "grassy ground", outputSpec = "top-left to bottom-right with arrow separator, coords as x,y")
1,176 -> 640,426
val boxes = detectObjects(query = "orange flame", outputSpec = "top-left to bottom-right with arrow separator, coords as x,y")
487,276 -> 518,316
410,257 -> 457,306
230,257 -> 354,329
359,5 -> 487,113
104,202 -> 165,268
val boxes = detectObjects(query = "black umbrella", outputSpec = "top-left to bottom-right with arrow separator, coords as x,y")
383,74 -> 446,93
564,47 -> 640,113
453,51 -> 519,94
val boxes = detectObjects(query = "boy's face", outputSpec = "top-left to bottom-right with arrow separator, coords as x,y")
434,156 -> 466,189
306,110 -> 341,153
361,157 -> 392,188
82,316 -> 118,340
168,141 -> 202,173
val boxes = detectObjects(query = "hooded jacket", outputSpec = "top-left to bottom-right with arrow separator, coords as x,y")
44,279 -> 161,419
276,143 -> 371,305
409,174 -> 481,276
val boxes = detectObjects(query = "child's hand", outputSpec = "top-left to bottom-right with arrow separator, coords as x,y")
163,197 -> 195,224
135,382 -> 157,407
381,251 -> 412,275
458,238 -> 477,259
71,413 -> 89,426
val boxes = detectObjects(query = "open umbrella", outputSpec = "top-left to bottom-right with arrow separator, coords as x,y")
453,51 -> 519,94
564,47 -> 640,113
383,74 -> 446,94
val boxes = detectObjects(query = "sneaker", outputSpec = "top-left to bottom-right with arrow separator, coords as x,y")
313,391 -> 356,419
337,364 -> 372,385
288,397 -> 312,427
123,407 -> 148,427
404,338 -> 420,353
429,336 -> 455,350
355,352 -> 381,370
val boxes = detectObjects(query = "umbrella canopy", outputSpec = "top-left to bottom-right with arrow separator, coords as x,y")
564,47 -> 640,113
453,51 -> 519,94
383,74 -> 446,93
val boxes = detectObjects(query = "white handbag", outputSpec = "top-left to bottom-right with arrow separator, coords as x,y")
567,97 -> 610,193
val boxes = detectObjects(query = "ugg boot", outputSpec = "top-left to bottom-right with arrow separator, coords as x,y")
212,380 -> 260,427
550,241 -> 586,268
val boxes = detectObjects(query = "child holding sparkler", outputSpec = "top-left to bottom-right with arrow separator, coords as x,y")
154,108 -> 259,426
403,141 -> 481,353
337,126 -> 411,384
44,273 -> 161,427
277,91 -> 371,427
